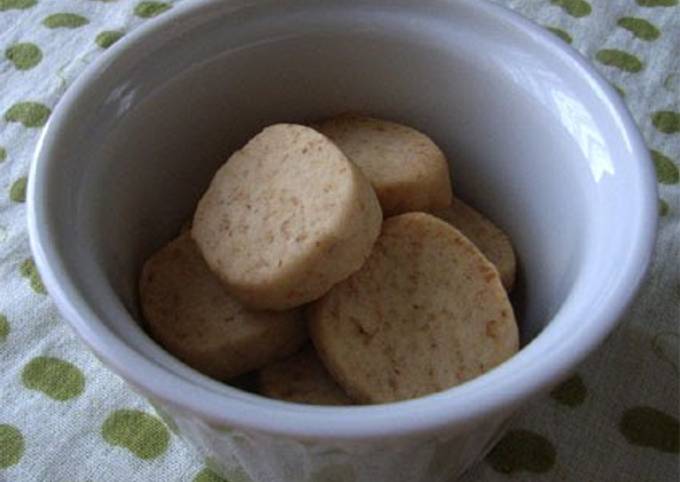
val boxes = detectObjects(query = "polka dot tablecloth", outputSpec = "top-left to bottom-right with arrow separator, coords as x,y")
0,1 -> 678,481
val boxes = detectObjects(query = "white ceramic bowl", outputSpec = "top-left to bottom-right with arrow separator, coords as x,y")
27,1 -> 657,481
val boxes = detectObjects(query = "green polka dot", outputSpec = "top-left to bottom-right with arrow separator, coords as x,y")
95,30 -> 124,49
617,17 -> 661,41
659,199 -> 669,216
546,27 -> 572,44
637,0 -> 677,6
217,466 -> 252,482
487,430 -> 556,474
651,150 -> 679,184
5,43 -> 42,70
20,258 -> 46,294
213,424 -> 233,434
0,0 -> 36,11
134,1 -> 171,18
0,146 -> 6,162
0,314 -> 9,342
147,399 -> 179,435
102,409 -> 169,459
652,111 -> 680,134
620,406 -> 679,453
0,424 -> 24,468
309,464 -> 357,482
204,456 -> 222,472
194,468 -> 226,482
200,458 -> 253,482
42,13 -> 89,29
22,356 -> 85,400
595,49 -> 644,73
651,331 -> 678,372
612,84 -> 625,97
4,102 -> 51,128
10,176 -> 27,203
664,74 -> 679,92
550,0 -> 591,18
550,374 -> 587,407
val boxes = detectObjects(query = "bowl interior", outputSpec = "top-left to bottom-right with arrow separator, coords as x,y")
34,0 -> 653,416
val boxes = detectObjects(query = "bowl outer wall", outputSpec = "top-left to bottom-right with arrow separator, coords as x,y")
27,0 -> 658,441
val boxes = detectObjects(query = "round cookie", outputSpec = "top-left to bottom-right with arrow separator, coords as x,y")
258,346 -> 354,405
308,212 -> 518,404
432,198 -> 516,291
192,123 -> 382,311
314,115 -> 452,216
139,232 -> 307,380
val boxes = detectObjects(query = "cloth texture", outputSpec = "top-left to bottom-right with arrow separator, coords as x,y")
0,0 -> 677,481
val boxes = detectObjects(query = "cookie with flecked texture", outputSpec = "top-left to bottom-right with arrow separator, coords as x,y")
315,115 -> 452,216
192,124 -> 382,310
433,198 -> 516,291
139,233 -> 307,380
258,346 -> 354,405
309,212 -> 518,404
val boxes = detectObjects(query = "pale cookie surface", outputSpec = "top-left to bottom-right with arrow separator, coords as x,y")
315,115 -> 452,216
309,212 -> 518,404
433,198 -> 516,291
139,233 -> 307,380
192,124 -> 382,310
258,346 -> 354,405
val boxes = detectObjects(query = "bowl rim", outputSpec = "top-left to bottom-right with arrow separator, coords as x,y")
27,0 -> 658,440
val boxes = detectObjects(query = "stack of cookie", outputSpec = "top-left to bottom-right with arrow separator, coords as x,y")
139,116 -> 519,405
